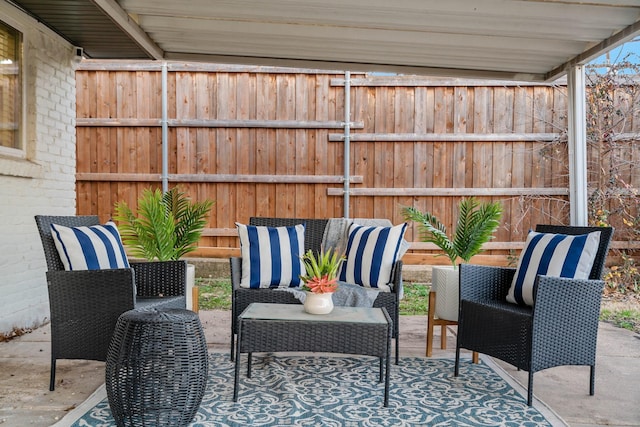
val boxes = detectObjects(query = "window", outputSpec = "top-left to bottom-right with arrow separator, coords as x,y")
0,20 -> 22,152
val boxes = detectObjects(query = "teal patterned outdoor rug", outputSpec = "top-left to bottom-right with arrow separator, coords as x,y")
56,352 -> 566,427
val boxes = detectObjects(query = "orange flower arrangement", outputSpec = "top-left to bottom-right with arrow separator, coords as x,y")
299,248 -> 345,294
303,274 -> 339,294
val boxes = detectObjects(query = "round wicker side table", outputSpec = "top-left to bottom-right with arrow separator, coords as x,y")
105,308 -> 208,427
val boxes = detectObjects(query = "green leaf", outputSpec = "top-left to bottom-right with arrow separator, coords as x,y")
402,197 -> 502,267
402,206 -> 457,266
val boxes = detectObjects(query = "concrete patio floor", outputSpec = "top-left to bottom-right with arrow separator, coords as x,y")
0,310 -> 638,426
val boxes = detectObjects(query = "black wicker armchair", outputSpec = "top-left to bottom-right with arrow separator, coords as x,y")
454,225 -> 613,406
35,215 -> 187,391
230,217 -> 403,364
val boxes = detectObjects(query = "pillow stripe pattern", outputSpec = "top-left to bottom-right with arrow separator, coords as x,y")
339,223 -> 407,290
506,230 -> 601,306
237,223 -> 305,289
51,221 -> 130,271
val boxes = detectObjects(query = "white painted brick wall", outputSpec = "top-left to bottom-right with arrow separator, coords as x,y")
0,4 -> 77,335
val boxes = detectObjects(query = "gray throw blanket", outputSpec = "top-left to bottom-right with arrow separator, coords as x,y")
280,282 -> 379,307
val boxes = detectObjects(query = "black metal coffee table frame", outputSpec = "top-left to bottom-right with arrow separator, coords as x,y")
233,303 -> 392,407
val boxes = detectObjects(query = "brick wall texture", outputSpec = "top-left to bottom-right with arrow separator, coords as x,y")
0,5 -> 76,335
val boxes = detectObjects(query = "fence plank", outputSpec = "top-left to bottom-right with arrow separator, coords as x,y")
327,187 -> 569,196
76,117 -> 363,129
330,77 -> 561,88
328,132 -> 560,142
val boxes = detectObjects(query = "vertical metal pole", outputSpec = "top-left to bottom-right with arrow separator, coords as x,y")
343,71 -> 351,219
161,61 -> 169,193
567,65 -> 588,226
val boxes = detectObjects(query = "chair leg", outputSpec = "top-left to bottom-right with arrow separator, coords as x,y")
49,357 -> 56,391
191,286 -> 199,313
426,291 -> 436,356
454,347 -> 460,377
440,325 -> 447,349
395,334 -> 399,365
590,365 -> 595,396
527,372 -> 534,406
230,333 -> 235,361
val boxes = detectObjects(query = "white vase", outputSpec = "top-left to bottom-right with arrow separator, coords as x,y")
431,265 -> 459,321
303,291 -> 334,314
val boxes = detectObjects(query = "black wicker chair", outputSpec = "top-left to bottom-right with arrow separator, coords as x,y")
454,225 -> 613,406
35,215 -> 187,391
230,217 -> 403,364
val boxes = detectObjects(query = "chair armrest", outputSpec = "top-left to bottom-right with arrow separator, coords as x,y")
230,257 -> 242,291
459,264 -> 516,302
533,275 -> 604,331
131,260 -> 187,297
46,269 -> 136,317
390,260 -> 403,300
531,276 -> 604,368
46,269 -> 136,362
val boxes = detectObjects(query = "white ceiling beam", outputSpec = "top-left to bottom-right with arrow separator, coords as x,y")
90,0 -> 164,60
163,51 -> 546,82
546,18 -> 640,80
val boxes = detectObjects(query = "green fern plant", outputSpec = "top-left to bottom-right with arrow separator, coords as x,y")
113,187 -> 214,261
402,198 -> 503,268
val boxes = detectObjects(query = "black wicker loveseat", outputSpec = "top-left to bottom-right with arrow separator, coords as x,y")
35,215 -> 187,390
230,217 -> 403,364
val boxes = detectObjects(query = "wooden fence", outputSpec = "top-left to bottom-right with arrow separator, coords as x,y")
75,61 -> 639,265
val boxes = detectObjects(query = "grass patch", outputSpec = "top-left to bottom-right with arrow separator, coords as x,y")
400,283 -> 430,315
196,278 -> 232,311
600,307 -> 640,333
197,279 -> 431,316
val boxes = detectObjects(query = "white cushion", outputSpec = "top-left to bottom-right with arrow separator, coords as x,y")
506,230 -> 601,306
338,223 -> 408,291
50,221 -> 130,271
237,223 -> 306,289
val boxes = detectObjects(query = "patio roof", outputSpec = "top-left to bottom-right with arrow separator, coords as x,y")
9,0 -> 640,82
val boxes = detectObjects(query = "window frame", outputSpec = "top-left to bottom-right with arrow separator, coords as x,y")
0,13 -> 26,159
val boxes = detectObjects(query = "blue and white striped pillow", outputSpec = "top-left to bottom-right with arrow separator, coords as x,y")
506,230 -> 601,306
51,221 -> 130,271
237,223 -> 306,289
339,223 -> 408,291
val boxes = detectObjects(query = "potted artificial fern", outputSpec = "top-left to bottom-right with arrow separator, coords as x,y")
114,187 -> 214,261
402,197 -> 502,321
113,187 -> 214,310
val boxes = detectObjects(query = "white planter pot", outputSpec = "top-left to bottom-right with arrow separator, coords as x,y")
431,266 -> 459,322
186,263 -> 196,311
303,291 -> 334,315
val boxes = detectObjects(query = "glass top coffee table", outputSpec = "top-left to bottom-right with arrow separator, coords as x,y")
233,303 -> 392,407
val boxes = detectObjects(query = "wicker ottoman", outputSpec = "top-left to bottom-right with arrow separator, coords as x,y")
105,308 -> 208,427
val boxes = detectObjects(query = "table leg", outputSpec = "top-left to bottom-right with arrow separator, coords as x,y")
379,358 -> 383,383
247,353 -> 252,378
384,326 -> 391,407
